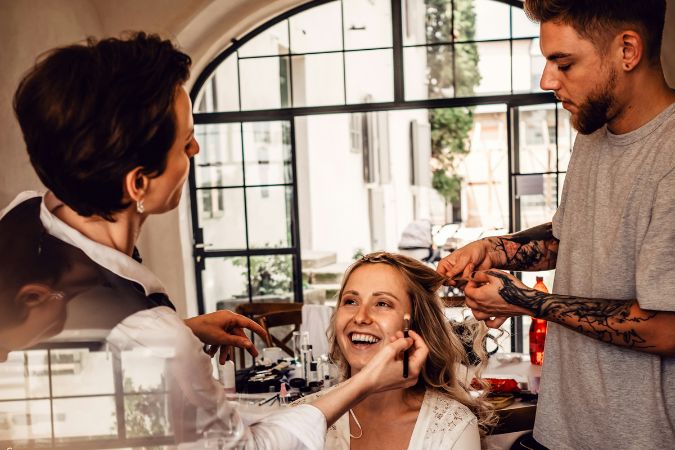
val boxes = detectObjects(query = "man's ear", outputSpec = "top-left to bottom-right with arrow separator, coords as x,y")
124,167 -> 149,203
15,283 -> 59,308
618,30 -> 643,72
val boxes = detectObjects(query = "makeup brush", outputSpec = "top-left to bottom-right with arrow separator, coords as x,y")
403,313 -> 410,378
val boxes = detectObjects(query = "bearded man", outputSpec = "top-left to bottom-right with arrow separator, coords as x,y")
437,1 -> 675,448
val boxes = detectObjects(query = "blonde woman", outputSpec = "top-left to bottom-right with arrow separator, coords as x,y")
294,252 -> 494,450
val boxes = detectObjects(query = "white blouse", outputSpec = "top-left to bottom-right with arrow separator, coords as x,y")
294,385 -> 481,450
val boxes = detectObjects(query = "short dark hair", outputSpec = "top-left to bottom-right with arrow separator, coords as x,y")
524,0 -> 666,66
13,32 -> 192,220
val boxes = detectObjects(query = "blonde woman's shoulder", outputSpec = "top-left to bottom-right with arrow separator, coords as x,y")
423,389 -> 478,436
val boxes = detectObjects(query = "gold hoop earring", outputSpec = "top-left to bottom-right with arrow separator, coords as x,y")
136,199 -> 145,214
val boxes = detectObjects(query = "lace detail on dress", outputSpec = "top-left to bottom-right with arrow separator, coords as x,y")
424,390 -> 475,435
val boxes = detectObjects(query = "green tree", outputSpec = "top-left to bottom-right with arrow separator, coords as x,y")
426,0 -> 480,222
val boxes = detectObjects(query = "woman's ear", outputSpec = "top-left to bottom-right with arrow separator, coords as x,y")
124,167 -> 149,203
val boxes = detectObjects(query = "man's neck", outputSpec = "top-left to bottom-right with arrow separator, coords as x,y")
607,69 -> 675,135
49,194 -> 143,256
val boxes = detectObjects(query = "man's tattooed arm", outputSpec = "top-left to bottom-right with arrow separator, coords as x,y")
486,223 -> 559,272
487,271 -> 675,356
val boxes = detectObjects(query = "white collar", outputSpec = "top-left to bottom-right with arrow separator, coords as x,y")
6,191 -> 167,296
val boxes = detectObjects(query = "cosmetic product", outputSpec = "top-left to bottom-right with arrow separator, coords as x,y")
219,360 -> 236,394
403,313 -> 410,378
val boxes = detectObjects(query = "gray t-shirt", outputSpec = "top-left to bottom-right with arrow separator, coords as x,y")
534,102 -> 675,450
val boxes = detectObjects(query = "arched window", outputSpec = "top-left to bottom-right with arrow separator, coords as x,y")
189,0 -> 575,352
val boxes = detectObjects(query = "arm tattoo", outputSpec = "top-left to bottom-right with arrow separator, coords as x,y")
487,271 -> 657,350
489,223 -> 559,271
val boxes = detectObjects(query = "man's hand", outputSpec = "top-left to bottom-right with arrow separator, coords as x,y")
437,238 -> 500,285
184,311 -> 268,364
464,270 -> 532,328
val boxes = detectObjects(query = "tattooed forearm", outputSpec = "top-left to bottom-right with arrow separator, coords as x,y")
488,223 -> 559,271
487,271 -> 658,351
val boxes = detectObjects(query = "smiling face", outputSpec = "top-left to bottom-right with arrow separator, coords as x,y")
334,263 -> 412,375
539,21 -> 619,134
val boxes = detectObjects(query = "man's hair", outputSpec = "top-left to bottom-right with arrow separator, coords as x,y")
13,32 -> 192,220
525,0 -> 666,66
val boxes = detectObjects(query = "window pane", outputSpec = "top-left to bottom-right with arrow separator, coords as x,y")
246,186 -> 293,249
195,123 -> 243,188
53,396 -> 117,441
0,399 -> 52,442
243,122 -> 292,185
240,56 -> 291,110
291,53 -> 345,107
122,349 -> 167,393
404,0 -> 453,45
197,188 -> 247,250
404,45 -> 454,100
203,258 -> 250,313
343,0 -> 392,49
512,6 -> 539,38
195,56 -> 239,113
124,393 -> 172,438
0,350 -> 49,400
51,349 -> 114,397
517,105 -> 557,173
289,1 -> 343,53
345,49 -> 394,103
457,0 -> 510,41
249,255 -> 294,301
512,39 -> 544,93
238,21 -> 290,57
516,174 -> 558,229
557,104 -> 575,171
457,41 -> 511,96
558,172 -> 566,205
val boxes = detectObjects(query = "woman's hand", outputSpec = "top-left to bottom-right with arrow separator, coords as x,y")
354,330 -> 429,393
184,311 -> 268,364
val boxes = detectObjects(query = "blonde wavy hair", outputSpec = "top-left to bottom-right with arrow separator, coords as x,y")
328,251 -> 496,434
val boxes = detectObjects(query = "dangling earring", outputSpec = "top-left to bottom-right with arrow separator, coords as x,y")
136,199 -> 145,214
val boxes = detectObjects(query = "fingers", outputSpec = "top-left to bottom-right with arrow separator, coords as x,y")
470,270 -> 492,283
485,316 -> 508,329
406,330 -> 429,370
231,328 -> 260,357
229,314 -> 268,341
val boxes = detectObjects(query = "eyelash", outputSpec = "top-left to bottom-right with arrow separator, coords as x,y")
558,64 -> 571,72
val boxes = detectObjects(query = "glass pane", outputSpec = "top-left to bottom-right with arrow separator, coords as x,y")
51,349 -> 114,397
457,41 -> 511,96
407,0 -> 453,45
291,53 -> 345,107
195,56 -> 239,113
343,0 -> 392,49
243,122 -> 292,185
0,399 -> 52,442
246,186 -> 292,249
203,258 -> 250,313
122,350 -> 167,393
457,0 -> 510,42
194,123 -> 243,188
289,1 -> 343,53
345,49 -> 394,103
124,393 -> 172,438
0,350 -> 49,400
239,56 -> 291,110
557,104 -> 575,171
52,396 -> 117,440
512,39 -> 544,93
516,174 -> 558,229
512,6 -> 539,38
249,255 -> 294,301
197,188 -> 247,250
404,45 -> 454,100
517,105 -> 557,173
238,21 -> 290,57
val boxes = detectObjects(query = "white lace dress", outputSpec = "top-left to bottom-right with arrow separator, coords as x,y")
293,385 -> 480,450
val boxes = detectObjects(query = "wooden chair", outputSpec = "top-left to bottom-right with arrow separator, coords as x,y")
233,302 -> 303,367
257,309 -> 303,358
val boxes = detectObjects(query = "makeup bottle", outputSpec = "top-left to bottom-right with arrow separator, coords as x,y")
529,277 -> 549,365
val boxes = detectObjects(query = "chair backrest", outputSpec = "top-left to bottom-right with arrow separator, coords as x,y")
257,309 -> 303,357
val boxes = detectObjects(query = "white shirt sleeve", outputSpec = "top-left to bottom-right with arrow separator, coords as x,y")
106,306 -> 327,449
450,419 -> 481,450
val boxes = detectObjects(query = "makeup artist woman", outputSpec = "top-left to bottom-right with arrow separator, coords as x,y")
3,32 -> 428,449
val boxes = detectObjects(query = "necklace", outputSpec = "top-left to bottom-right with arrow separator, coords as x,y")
349,409 -> 363,439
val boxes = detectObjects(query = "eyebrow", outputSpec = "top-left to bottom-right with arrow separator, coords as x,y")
342,289 -> 401,302
546,52 -> 573,62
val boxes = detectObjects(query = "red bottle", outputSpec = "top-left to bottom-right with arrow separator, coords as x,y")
529,277 -> 548,365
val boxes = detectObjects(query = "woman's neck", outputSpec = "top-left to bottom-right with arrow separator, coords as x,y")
49,193 -> 144,256
349,367 -> 424,416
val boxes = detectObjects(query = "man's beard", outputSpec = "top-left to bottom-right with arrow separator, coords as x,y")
572,68 -> 617,135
